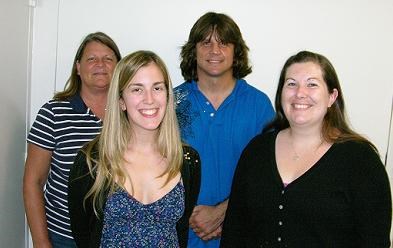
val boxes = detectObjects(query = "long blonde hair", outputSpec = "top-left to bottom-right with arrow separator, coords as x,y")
83,50 -> 183,216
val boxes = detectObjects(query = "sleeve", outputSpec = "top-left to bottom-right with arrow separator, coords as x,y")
350,144 -> 392,247
186,146 -> 201,208
68,150 -> 95,248
220,144 -> 253,247
257,92 -> 275,131
177,145 -> 201,248
27,101 -> 56,150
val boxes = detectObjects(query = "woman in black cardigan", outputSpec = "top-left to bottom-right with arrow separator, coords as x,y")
221,51 -> 391,247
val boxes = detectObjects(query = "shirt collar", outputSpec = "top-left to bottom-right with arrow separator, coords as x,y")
69,93 -> 88,114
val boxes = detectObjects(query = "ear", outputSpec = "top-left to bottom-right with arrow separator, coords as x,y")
76,61 -> 81,75
328,88 -> 338,107
119,98 -> 126,111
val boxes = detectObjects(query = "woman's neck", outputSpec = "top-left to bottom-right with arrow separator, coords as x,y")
80,89 -> 108,120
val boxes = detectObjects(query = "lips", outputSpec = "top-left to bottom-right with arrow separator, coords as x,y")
292,103 -> 311,109
139,108 -> 159,117
93,72 -> 107,75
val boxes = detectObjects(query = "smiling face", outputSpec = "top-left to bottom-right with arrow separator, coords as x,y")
281,62 -> 338,129
77,41 -> 117,93
195,30 -> 235,80
119,62 -> 167,134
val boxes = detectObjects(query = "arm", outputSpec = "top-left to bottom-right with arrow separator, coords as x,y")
352,145 -> 392,247
68,150 -> 95,247
23,143 -> 53,248
220,148 -> 250,247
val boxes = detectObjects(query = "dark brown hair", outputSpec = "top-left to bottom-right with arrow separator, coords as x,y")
264,50 -> 377,151
180,12 -> 251,81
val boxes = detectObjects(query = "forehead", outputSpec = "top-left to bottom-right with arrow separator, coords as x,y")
285,62 -> 323,78
129,63 -> 165,84
82,41 -> 113,56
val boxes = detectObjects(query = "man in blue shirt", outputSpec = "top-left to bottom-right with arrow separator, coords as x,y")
175,12 -> 275,248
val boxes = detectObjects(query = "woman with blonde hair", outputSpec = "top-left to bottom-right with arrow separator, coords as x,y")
68,50 -> 200,248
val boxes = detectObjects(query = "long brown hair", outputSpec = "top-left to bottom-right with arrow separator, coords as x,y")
264,50 -> 377,151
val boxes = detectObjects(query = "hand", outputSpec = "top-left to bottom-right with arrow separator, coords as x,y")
201,225 -> 222,241
189,200 -> 228,240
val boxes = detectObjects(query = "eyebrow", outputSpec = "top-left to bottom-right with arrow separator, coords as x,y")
285,77 -> 321,81
128,81 -> 165,87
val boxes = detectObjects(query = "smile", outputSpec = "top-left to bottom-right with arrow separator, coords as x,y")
293,104 -> 311,109
140,108 -> 158,116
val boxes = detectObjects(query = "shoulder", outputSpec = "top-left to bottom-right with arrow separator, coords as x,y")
181,145 -> 201,175
334,140 -> 378,158
37,99 -> 70,113
237,79 -> 270,100
174,81 -> 192,93
174,82 -> 193,102
248,131 -> 276,149
37,99 -> 75,119
332,140 -> 384,171
70,146 -> 98,181
236,80 -> 274,115
182,145 -> 200,165
238,131 -> 276,163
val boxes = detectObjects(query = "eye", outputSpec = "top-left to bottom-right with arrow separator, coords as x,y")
153,83 -> 166,92
285,79 -> 297,87
201,40 -> 211,47
130,87 -> 143,94
103,55 -> 114,62
307,79 -> 319,87
86,56 -> 97,62
218,41 -> 228,48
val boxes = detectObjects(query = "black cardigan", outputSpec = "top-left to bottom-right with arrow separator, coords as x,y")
68,145 -> 201,248
221,131 -> 391,247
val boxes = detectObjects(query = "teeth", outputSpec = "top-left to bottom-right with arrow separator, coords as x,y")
293,104 -> 309,109
141,109 -> 157,115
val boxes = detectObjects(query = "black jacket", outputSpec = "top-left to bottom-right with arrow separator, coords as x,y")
68,145 -> 201,248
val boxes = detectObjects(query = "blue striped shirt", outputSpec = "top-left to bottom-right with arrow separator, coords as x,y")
27,94 -> 102,239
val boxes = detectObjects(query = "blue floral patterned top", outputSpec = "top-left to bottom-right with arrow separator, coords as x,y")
100,182 -> 185,248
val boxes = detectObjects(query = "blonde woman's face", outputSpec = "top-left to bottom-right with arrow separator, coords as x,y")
119,63 -> 167,133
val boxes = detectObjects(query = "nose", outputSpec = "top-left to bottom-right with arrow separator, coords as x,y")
144,90 -> 154,104
210,42 -> 221,54
94,57 -> 105,67
295,85 -> 307,98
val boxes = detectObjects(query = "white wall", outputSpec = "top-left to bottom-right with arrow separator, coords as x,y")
31,0 -> 393,160
0,0 -> 31,247
29,0 -> 393,245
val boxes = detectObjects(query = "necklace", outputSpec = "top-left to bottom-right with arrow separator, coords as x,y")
289,137 -> 324,161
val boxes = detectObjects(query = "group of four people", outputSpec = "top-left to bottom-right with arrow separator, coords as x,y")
23,11 -> 391,248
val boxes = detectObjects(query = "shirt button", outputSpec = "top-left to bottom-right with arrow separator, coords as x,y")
281,190 -> 285,194
277,237 -> 282,242
206,101 -> 210,105
278,221 -> 283,226
279,204 -> 283,210
210,113 -> 214,117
